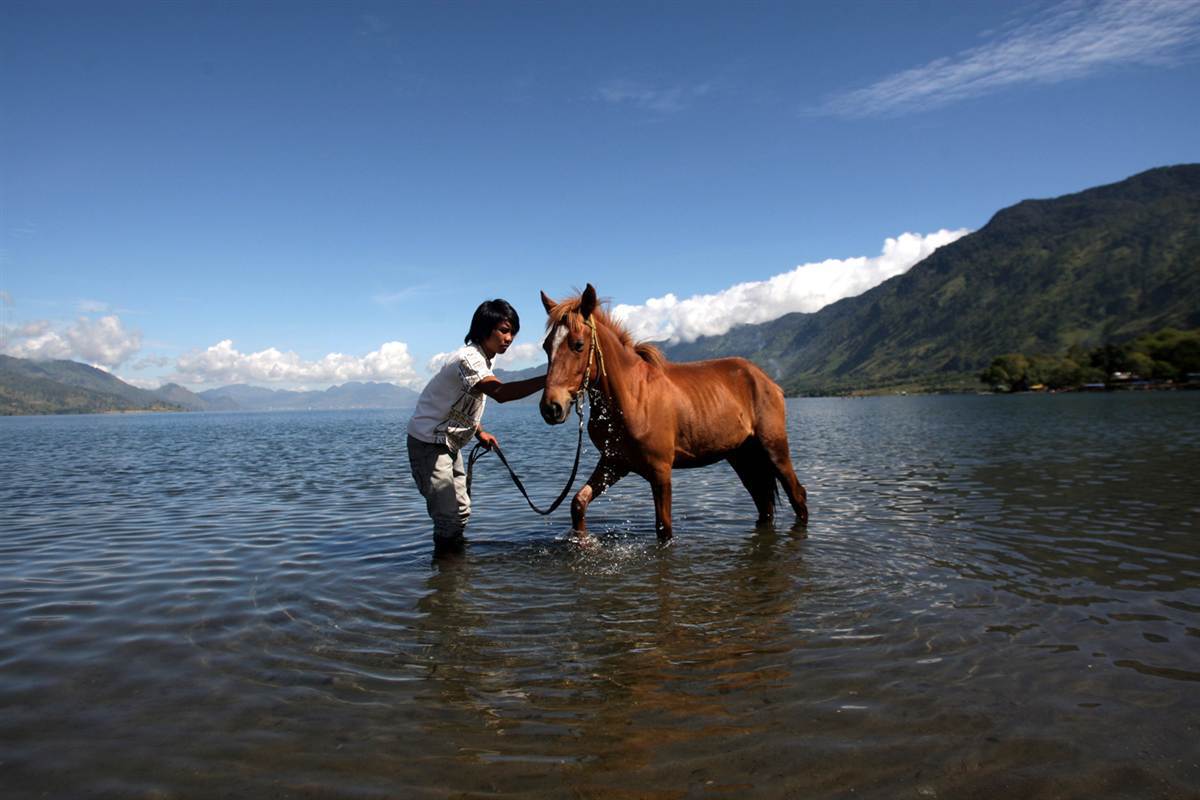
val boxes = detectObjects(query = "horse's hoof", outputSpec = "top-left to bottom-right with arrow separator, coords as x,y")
571,533 -> 598,550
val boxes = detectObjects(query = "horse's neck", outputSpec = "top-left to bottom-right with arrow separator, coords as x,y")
593,323 -> 648,415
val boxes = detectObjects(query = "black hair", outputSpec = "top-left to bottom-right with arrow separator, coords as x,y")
465,298 -> 520,345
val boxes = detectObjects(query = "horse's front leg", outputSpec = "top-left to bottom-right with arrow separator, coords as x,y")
650,468 -> 673,540
571,459 -> 627,538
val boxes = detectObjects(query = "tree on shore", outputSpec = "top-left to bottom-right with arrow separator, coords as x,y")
979,328 -> 1200,392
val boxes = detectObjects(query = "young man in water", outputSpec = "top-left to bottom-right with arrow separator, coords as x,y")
406,298 -> 546,554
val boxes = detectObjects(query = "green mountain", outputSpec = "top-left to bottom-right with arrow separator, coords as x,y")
662,165 -> 1200,394
0,355 -> 185,415
155,382 -> 234,412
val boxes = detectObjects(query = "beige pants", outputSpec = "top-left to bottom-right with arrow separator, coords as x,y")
407,435 -> 470,543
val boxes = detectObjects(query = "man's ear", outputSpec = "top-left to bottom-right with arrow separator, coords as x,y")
541,291 -> 556,314
580,284 -> 597,319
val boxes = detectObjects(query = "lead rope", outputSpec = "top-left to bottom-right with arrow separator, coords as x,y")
465,399 -> 585,515
465,316 -> 603,516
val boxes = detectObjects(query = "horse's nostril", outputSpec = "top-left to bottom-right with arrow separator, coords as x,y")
541,401 -> 562,423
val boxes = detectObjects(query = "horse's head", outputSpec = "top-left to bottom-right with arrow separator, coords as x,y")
539,283 -> 600,425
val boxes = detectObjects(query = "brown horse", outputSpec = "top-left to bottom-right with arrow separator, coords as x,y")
539,284 -> 808,539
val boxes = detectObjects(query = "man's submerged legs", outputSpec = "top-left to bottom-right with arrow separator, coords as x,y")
408,436 -> 471,551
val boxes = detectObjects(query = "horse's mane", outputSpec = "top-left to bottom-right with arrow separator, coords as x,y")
546,295 -> 666,368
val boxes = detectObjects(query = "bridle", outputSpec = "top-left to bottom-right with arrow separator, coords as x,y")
572,314 -> 607,412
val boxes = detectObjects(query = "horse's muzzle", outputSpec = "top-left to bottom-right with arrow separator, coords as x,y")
540,398 -> 568,425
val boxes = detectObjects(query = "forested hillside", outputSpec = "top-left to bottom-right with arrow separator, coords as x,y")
663,165 -> 1200,394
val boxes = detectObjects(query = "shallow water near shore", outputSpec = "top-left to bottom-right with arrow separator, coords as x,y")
1,393 -> 1198,798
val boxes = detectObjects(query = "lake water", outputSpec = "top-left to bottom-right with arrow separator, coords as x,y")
1,394 -> 1198,798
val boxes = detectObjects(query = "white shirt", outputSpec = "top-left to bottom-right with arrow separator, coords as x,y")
406,343 -> 494,452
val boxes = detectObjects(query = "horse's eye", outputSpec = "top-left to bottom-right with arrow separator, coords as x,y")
571,340 -> 585,353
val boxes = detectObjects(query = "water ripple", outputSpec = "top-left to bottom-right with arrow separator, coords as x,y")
1,398 -> 1198,797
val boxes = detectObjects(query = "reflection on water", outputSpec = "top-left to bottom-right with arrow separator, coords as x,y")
0,394 -> 1197,798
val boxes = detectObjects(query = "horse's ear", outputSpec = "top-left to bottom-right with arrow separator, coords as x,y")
540,291 -> 556,314
580,284 -> 597,319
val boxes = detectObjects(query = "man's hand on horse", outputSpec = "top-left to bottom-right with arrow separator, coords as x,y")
476,430 -> 499,451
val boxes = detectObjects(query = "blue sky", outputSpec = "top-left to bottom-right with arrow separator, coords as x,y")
2,0 -> 1198,390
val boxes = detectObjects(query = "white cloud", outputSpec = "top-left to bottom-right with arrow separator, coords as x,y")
133,355 -> 173,370
597,80 -> 713,113
172,339 -> 423,390
2,314 -> 142,368
372,290 -> 413,306
13,320 -> 53,338
121,376 -> 164,390
426,342 -> 545,376
493,342 -> 544,371
3,322 -> 72,361
372,284 -> 429,307
819,0 -> 1200,118
611,229 -> 970,344
66,316 -> 144,366
426,350 -> 454,374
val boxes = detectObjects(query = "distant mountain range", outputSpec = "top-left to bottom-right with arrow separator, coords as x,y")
660,164 -> 1200,394
4,165 -> 1196,413
0,355 -> 419,415
195,382 -> 420,412
0,355 -> 189,416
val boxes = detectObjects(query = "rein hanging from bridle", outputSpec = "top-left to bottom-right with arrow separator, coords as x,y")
465,313 -> 605,516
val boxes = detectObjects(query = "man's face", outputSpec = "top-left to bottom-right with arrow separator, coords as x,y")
482,319 -> 515,358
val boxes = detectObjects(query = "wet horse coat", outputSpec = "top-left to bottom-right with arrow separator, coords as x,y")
539,284 -> 808,539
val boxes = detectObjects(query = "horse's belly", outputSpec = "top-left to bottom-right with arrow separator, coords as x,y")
672,428 -> 750,469
673,451 -> 729,469
672,411 -> 754,468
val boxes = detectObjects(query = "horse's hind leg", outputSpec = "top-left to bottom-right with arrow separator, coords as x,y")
765,437 -> 808,524
751,382 -> 808,525
754,427 -> 808,525
728,443 -> 777,525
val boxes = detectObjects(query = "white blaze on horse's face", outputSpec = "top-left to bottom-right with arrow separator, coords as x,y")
547,324 -> 568,361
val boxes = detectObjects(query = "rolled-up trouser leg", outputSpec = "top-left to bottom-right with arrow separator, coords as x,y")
408,436 -> 471,544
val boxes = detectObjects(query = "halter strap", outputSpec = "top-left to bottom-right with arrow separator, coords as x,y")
583,314 -> 607,389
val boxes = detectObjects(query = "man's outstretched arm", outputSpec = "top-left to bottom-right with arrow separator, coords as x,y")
475,375 -> 546,404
